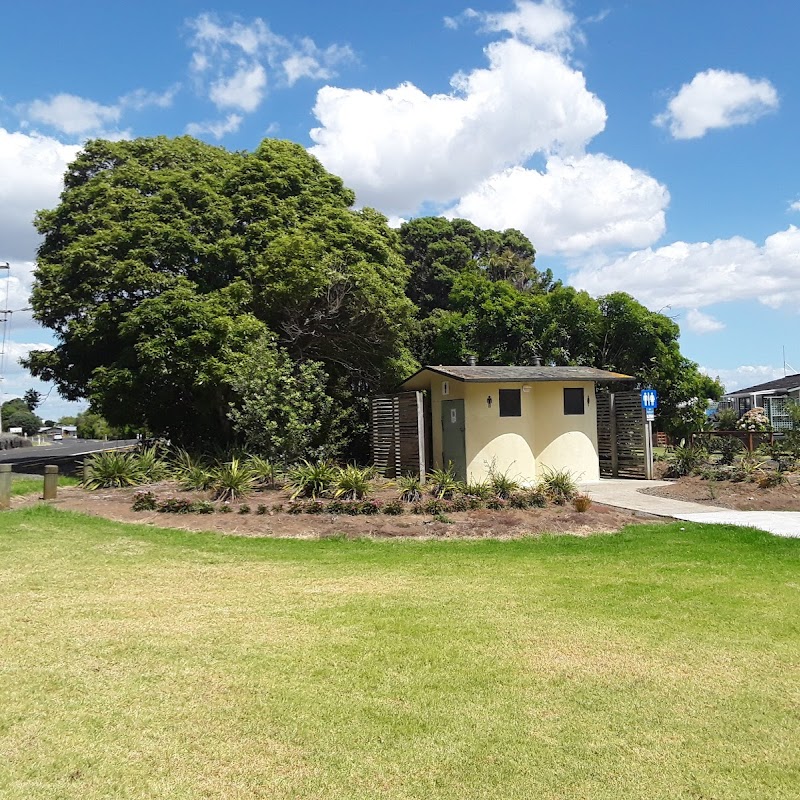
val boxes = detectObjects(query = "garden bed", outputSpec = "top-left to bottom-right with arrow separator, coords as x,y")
642,474 -> 800,511
18,482 -> 661,538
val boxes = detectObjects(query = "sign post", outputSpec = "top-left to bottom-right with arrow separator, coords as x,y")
641,389 -> 658,480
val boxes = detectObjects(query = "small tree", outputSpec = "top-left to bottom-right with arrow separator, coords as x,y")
227,334 -> 346,464
4,409 -> 41,436
23,389 -> 42,411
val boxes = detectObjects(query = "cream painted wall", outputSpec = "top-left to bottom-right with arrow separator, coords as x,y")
463,382 -> 536,484
532,382 -> 599,482
421,373 -> 599,483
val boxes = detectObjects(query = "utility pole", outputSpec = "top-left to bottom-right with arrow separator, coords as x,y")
0,261 -> 10,434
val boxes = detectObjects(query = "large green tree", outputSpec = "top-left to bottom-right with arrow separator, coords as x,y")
25,136 -> 415,449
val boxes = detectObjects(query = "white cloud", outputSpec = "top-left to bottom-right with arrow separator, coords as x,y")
447,154 -> 668,255
120,85 -> 180,111
22,93 -> 121,136
0,129 -> 79,261
683,309 -> 725,335
185,114 -> 243,140
654,69 -> 779,140
188,13 -> 354,113
209,64 -> 267,112
310,37 -> 606,215
571,226 -> 800,312
789,200 -> 800,213
476,0 -> 578,51
701,364 -> 786,394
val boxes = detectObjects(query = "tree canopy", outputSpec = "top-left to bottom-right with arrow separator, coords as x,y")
26,136 -> 719,452
26,136 -> 415,450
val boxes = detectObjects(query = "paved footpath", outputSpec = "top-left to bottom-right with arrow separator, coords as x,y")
580,479 -> 800,539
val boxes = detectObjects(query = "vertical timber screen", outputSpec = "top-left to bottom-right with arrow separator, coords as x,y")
596,390 -> 647,479
370,392 -> 427,481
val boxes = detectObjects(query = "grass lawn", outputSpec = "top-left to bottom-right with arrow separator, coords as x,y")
10,474 -> 81,497
1,505 -> 798,799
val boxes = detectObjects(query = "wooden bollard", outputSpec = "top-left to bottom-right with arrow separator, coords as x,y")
43,465 -> 59,500
0,464 -> 11,510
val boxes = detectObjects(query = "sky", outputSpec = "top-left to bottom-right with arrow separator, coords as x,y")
1,0 -> 799,420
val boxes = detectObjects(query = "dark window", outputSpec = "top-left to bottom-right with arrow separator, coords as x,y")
563,388 -> 585,415
499,389 -> 521,417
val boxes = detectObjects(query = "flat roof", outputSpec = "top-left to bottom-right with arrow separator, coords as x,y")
401,365 -> 635,388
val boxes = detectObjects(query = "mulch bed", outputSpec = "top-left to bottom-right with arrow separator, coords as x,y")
642,474 -> 800,511
15,482 -> 663,539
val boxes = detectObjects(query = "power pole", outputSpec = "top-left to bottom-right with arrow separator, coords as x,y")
0,261 -> 9,434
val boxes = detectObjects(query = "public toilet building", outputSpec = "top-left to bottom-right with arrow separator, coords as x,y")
373,365 -> 635,485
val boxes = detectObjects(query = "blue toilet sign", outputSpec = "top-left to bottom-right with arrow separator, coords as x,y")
641,388 -> 658,420
640,389 -> 658,410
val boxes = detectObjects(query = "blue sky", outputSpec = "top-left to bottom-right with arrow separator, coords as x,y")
1,0 -> 799,419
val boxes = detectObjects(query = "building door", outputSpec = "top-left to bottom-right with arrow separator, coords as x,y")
441,399 -> 467,481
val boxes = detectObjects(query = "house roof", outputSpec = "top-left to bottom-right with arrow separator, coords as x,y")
401,365 -> 635,389
724,373 -> 800,397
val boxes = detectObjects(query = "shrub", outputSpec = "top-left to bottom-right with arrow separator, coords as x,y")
359,500 -> 381,515
397,474 -> 423,502
286,501 -> 304,515
449,495 -> 470,512
134,445 -> 170,483
757,471 -> 788,489
508,492 -> 530,509
287,459 -> 337,499
538,467 -> 578,502
433,513 -> 453,524
246,455 -> 281,488
664,445 -> 706,478
713,408 -> 739,431
212,458 -> 256,501
131,490 -> 157,512
410,503 -> 425,515
304,500 -> 327,514
219,503 -> 233,513
325,499 -> 349,514
381,499 -> 404,515
428,465 -> 460,499
486,497 -> 507,511
271,503 -> 284,514
423,498 -> 446,515
157,497 -> 193,514
256,504 -> 269,515
488,466 -> 520,499
525,488 -> 547,508
717,436 -> 743,466
463,480 -> 493,500
238,504 -> 251,514
171,449 -> 216,490
333,464 -> 374,500
191,500 -> 215,514
736,407 -> 771,432
572,494 -> 592,512
82,451 -> 144,489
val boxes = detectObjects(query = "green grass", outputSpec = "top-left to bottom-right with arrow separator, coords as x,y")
1,505 -> 798,799
10,474 -> 80,497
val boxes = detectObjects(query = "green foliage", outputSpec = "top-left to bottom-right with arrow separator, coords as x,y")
538,468 -> 578,503
228,334 -> 345,463
396,474 -> 423,502
757,471 -> 788,488
463,480 -> 494,500
487,464 -> 521,499
428,465 -> 461,499
23,389 -> 42,411
333,464 -> 374,500
3,408 -> 41,436
713,408 -> 739,430
27,136 -> 415,452
713,435 -> 743,466
131,490 -> 158,512
665,445 -> 707,478
245,455 -> 281,488
82,451 -> 143,489
212,458 -> 256,501
135,445 -> 169,483
287,459 -> 337,499
381,499 -> 405,515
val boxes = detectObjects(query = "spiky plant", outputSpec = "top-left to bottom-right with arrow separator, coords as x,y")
538,467 -> 578,503
396,474 -> 423,502
333,464 -> 374,500
246,455 -> 281,488
463,479 -> 493,500
428,464 -> 461,499
212,458 -> 256,501
82,451 -> 144,489
134,445 -> 170,483
287,460 -> 337,499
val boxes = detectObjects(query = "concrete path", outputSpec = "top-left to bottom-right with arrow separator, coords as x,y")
579,479 -> 800,538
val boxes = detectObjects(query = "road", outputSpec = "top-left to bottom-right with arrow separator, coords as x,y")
0,439 -> 139,474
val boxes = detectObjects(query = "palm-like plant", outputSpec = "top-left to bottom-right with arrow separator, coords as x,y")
428,464 -> 461,499
396,474 -> 423,502
333,464 -> 374,500
82,451 -> 144,489
212,458 -> 256,501
287,460 -> 337,499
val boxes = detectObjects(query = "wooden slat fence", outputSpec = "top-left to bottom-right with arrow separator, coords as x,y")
370,391 -> 427,480
597,391 -> 648,479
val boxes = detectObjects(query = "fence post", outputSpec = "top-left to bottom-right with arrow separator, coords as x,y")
609,392 -> 618,478
0,464 -> 11,510
43,465 -> 59,500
